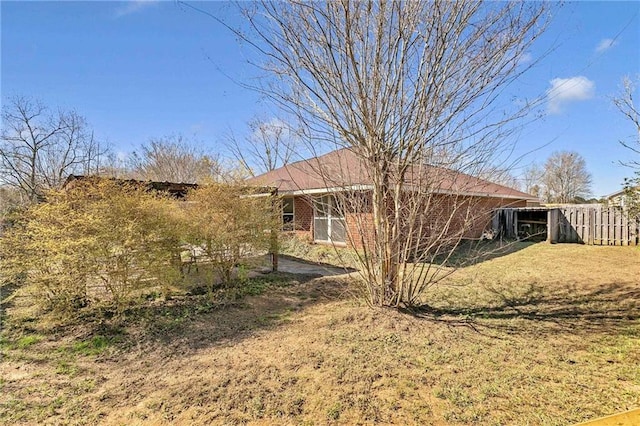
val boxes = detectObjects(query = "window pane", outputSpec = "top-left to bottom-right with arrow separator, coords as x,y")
283,197 -> 294,214
330,195 -> 345,218
314,196 -> 328,217
283,214 -> 294,231
314,218 -> 329,241
331,219 -> 346,242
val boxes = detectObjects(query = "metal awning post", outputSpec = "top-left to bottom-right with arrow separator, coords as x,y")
270,188 -> 279,272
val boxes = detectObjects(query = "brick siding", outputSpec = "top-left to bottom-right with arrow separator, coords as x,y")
290,193 -> 527,250
293,196 -> 313,239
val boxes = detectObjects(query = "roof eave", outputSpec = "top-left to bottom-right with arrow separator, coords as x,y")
276,184 -> 537,201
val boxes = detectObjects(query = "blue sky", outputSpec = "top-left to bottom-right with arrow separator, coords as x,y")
2,1 -> 639,196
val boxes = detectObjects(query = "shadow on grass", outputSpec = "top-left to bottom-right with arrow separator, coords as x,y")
1,261 -> 355,358
437,240 -> 538,268
0,274 -> 26,331
405,280 -> 640,336
89,272 -> 354,354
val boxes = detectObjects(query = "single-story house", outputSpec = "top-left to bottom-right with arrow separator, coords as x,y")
246,148 -> 539,249
606,186 -> 639,210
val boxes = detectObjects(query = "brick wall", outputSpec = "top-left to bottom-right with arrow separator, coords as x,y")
291,193 -> 527,250
290,195 -> 368,249
344,194 -> 529,250
293,196 -> 313,240
345,212 -> 373,250
417,194 -> 528,240
460,196 -> 527,238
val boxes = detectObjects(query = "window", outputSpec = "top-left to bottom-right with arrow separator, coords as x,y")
282,197 -> 294,231
313,195 -> 346,243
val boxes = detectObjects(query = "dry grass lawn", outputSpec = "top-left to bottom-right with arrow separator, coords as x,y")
1,242 -> 639,425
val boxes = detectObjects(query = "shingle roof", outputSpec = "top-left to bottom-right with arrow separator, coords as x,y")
605,186 -> 639,199
246,148 -> 538,200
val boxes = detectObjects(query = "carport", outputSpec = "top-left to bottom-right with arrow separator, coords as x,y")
493,205 -> 640,245
492,207 -> 550,242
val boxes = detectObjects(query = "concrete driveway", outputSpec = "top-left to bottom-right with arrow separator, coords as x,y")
271,256 -> 354,277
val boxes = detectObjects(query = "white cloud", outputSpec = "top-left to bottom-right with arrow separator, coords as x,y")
115,0 -> 159,18
250,117 -> 292,141
546,76 -> 595,114
517,52 -> 533,67
595,38 -> 618,53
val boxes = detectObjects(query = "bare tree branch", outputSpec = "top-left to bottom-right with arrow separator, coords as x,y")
613,75 -> 640,216
613,76 -> 640,167
226,116 -> 297,177
522,162 -> 543,198
128,134 -> 224,183
238,0 -> 551,307
1,96 -> 108,203
541,151 -> 592,203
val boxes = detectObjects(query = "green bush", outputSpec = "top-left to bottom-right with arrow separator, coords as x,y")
183,183 -> 279,290
0,179 -> 281,322
0,179 -> 183,315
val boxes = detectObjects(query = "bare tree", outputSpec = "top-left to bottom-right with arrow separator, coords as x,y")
522,163 -> 543,197
541,151 -> 592,203
1,96 -> 106,202
129,135 -> 223,183
98,151 -> 130,179
613,76 -> 640,215
237,1 -> 549,307
477,166 -> 521,191
226,116 -> 296,177
613,76 -> 640,169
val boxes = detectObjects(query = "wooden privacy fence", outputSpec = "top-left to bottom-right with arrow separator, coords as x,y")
494,206 -> 640,246
551,206 -> 640,246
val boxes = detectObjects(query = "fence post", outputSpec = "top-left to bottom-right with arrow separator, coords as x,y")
622,211 -> 629,246
548,209 -> 557,243
588,209 -> 596,245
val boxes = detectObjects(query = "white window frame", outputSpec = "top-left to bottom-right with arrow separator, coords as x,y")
313,194 -> 346,244
282,196 -> 295,231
